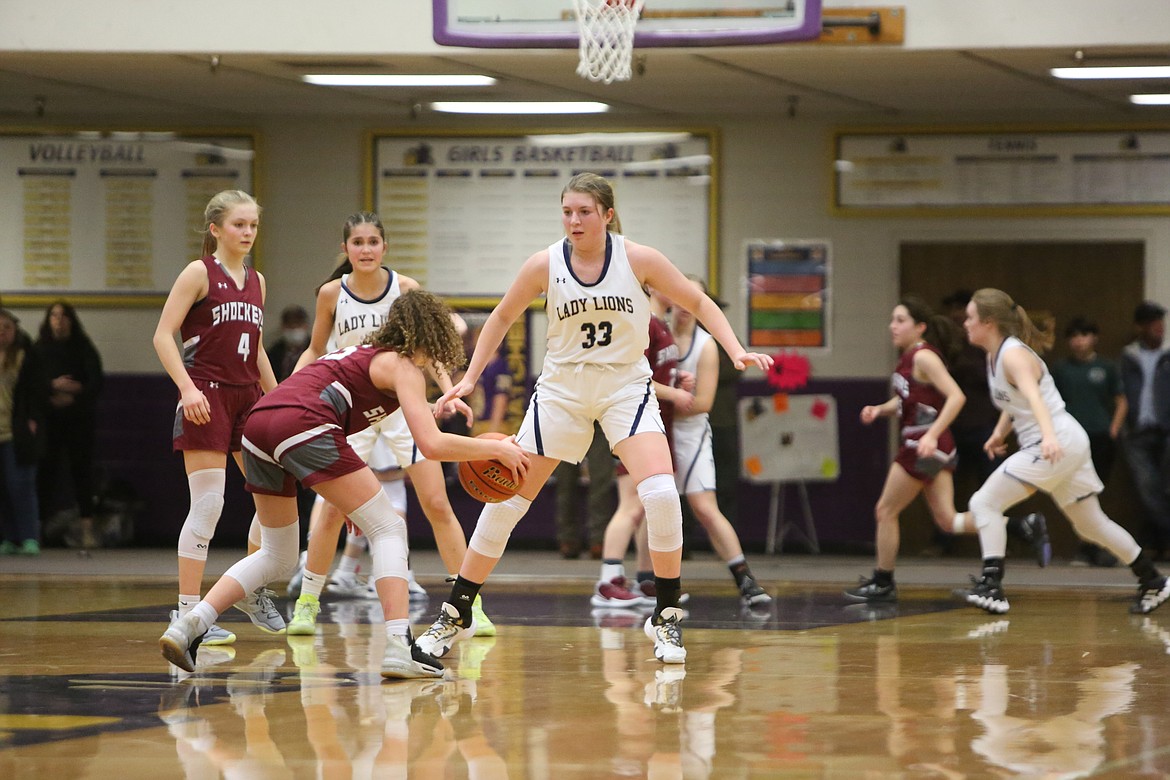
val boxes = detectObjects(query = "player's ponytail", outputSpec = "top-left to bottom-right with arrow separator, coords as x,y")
971,288 -> 1055,353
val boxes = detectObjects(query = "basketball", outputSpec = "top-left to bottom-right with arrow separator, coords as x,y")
457,432 -> 522,503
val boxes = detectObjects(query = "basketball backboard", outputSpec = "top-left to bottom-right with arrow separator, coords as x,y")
433,0 -> 823,48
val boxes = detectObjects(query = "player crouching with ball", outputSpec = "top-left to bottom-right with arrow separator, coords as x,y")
160,290 -> 528,680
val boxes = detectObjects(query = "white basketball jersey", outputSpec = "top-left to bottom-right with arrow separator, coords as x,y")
327,268 -> 401,351
989,336 -> 1067,447
673,324 -> 714,437
543,233 -> 649,368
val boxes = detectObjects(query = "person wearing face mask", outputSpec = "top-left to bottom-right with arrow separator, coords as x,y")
266,305 -> 311,383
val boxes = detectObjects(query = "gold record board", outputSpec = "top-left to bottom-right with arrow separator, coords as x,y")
1,129 -> 255,306
834,127 -> 1170,216
368,130 -> 716,297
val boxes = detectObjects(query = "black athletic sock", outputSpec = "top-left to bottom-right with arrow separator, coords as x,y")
729,561 -> 752,589
873,568 -> 894,587
1129,550 -> 1162,588
448,576 -> 482,625
636,570 -> 654,584
654,576 -> 682,618
982,557 -> 1005,581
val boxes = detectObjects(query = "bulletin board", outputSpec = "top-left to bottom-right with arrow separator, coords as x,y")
746,239 -> 830,350
367,129 -> 717,298
739,393 -> 839,483
0,128 -> 256,307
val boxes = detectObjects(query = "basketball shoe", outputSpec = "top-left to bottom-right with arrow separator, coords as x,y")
843,575 -> 897,603
381,635 -> 445,680
739,575 -> 772,606
171,609 -> 235,646
644,606 -> 686,664
327,570 -> 375,599
591,576 -> 642,608
1008,512 -> 1051,567
1131,576 -> 1170,615
415,601 -> 477,658
287,593 -> 320,636
160,612 -> 206,673
233,587 -> 287,634
958,574 -> 1010,614
471,594 -> 496,637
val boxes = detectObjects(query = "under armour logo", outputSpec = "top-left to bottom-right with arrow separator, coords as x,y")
217,282 -> 229,289
555,276 -> 567,284
208,382 -> 219,389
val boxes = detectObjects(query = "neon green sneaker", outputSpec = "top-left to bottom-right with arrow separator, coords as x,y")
287,594 -> 320,636
471,594 -> 496,637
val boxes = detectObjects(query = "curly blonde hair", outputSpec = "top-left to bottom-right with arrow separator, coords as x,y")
366,290 -> 465,374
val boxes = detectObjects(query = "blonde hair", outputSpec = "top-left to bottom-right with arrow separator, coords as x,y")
970,288 -> 1054,353
365,290 -> 465,376
562,172 -> 622,233
200,190 -> 260,258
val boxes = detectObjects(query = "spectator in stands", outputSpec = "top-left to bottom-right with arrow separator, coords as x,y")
35,301 -> 104,549
0,308 -> 47,555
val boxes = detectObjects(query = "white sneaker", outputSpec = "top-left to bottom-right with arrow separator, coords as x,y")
644,606 -> 687,664
407,569 -> 428,601
381,636 -> 445,680
326,571 -> 369,599
160,613 -> 204,673
415,602 -> 477,659
233,587 -> 287,634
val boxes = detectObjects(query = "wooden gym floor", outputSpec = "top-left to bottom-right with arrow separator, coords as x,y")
1,548 -> 1169,778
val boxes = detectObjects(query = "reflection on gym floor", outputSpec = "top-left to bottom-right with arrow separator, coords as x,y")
2,579 -> 1169,777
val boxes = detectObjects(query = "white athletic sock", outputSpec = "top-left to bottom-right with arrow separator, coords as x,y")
302,570 -> 327,598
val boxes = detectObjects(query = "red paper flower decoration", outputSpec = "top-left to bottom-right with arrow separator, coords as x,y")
767,350 -> 811,391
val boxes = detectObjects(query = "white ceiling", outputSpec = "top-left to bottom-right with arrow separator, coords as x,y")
2,44 -> 1170,125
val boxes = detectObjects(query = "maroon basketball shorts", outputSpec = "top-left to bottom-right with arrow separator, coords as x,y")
172,379 -> 262,453
240,406 -> 367,497
895,427 -> 957,483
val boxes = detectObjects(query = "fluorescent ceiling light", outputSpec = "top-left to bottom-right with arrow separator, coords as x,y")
526,131 -> 693,146
303,74 -> 496,87
430,101 -> 609,114
1051,66 -> 1170,80
1130,94 -> 1170,105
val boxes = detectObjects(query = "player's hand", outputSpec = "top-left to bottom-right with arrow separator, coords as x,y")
983,434 -> 1007,459
733,351 -> 773,372
434,396 -> 475,427
181,387 -> 211,425
1040,435 -> 1064,463
674,389 -> 696,416
493,436 -> 530,481
677,370 -> 696,393
436,379 -> 474,415
917,431 -> 938,459
859,405 -> 880,425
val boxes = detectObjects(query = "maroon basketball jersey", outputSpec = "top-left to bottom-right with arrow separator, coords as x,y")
892,342 -> 947,432
647,315 -> 679,428
250,345 -> 401,436
181,256 -> 265,386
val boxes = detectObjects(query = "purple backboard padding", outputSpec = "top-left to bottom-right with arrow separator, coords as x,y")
432,0 -> 823,48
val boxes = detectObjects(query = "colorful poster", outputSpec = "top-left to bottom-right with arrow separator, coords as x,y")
746,239 -> 830,350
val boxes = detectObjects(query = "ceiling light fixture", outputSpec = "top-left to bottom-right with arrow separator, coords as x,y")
303,74 -> 496,87
1051,66 -> 1170,80
1130,94 -> 1170,105
430,101 -> 609,114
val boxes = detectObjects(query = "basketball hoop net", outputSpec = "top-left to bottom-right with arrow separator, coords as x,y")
573,0 -> 646,84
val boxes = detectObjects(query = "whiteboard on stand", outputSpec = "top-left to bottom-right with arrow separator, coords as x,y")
739,394 -> 839,483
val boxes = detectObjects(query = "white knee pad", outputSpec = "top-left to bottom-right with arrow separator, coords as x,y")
177,468 -> 226,561
1064,496 -> 1141,564
348,490 -> 408,582
638,473 -> 683,552
469,494 -> 532,559
247,514 -> 262,548
223,522 -> 300,594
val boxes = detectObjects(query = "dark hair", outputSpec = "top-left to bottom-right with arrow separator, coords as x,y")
1134,300 -> 1166,325
37,300 -> 92,347
365,290 -> 464,376
899,294 -> 963,364
280,304 -> 309,327
562,172 -> 623,233
970,288 -> 1054,353
318,212 -> 387,292
941,288 -> 973,309
1064,315 -> 1099,339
